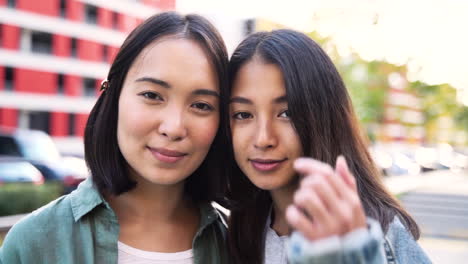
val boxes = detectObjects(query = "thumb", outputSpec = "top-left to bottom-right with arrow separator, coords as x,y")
335,155 -> 357,191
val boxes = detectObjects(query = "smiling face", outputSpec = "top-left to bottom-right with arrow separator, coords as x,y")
230,58 -> 303,191
117,37 -> 219,187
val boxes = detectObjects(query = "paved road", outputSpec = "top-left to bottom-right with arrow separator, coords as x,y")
401,192 -> 468,239
386,169 -> 468,263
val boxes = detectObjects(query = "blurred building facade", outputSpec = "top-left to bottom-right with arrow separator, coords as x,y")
0,0 -> 174,154
379,73 -> 425,144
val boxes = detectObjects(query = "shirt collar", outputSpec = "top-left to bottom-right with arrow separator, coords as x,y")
69,177 -> 108,222
68,177 -> 222,228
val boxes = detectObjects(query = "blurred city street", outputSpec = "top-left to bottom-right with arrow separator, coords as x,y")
385,169 -> 468,263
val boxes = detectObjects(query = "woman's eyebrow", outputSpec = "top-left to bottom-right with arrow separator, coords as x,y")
135,77 -> 171,88
193,89 -> 220,98
229,95 -> 287,104
273,95 -> 287,104
229,96 -> 252,104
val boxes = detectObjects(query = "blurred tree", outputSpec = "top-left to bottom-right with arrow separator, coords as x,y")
408,81 -> 468,144
455,107 -> 468,132
309,32 -> 392,141
310,35 -> 387,118
408,81 -> 458,124
307,32 -> 467,145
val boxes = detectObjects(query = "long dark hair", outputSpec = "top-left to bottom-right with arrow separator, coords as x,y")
84,12 -> 229,203
226,29 -> 419,264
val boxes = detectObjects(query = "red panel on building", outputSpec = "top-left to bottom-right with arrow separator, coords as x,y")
16,69 -> 56,94
65,75 -> 82,96
68,0 -> 84,21
118,14 -> 139,33
142,0 -> 175,10
136,18 -> 144,26
108,46 -> 119,64
51,112 -> 68,137
75,113 -> 88,137
97,7 -> 112,29
0,67 -> 4,91
53,34 -> 71,57
17,0 -> 59,16
3,24 -> 20,50
0,108 -> 18,128
94,79 -> 102,94
78,39 -> 102,62
0,0 -> 6,6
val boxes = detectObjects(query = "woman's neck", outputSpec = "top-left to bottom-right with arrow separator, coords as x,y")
106,177 -> 200,252
270,182 -> 298,236
109,180 -> 189,222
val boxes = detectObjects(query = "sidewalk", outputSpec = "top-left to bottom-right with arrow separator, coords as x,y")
419,237 -> 468,264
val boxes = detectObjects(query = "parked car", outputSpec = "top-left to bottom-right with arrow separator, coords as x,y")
0,157 -> 44,185
369,146 -> 421,176
0,127 -> 88,193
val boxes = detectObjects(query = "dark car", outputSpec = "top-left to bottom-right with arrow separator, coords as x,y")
0,158 -> 45,185
0,127 -> 88,193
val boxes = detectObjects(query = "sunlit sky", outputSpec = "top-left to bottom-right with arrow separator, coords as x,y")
177,0 -> 468,104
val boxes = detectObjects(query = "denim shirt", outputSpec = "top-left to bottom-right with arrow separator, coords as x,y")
287,217 -> 432,264
0,178 -> 229,264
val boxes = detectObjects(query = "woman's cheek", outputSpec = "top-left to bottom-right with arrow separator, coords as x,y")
194,116 -> 219,147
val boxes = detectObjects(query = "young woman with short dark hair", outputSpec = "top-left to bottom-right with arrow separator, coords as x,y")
0,12 -> 230,264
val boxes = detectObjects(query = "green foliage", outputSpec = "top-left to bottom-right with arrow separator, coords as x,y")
337,57 -> 392,125
408,81 -> 459,125
0,183 -> 63,216
307,31 -> 468,143
455,107 -> 468,131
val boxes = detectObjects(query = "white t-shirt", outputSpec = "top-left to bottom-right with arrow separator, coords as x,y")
118,241 -> 194,264
263,213 -> 289,264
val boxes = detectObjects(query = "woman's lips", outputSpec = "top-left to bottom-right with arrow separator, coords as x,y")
249,158 -> 287,172
148,147 -> 187,163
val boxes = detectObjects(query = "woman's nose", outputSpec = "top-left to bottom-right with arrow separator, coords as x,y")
157,109 -> 187,141
254,119 -> 277,150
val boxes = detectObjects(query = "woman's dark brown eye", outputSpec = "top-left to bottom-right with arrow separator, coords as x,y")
232,112 -> 252,120
192,102 -> 214,111
279,110 -> 290,118
140,92 -> 163,100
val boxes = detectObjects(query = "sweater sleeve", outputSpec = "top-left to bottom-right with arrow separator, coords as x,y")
287,218 -> 387,264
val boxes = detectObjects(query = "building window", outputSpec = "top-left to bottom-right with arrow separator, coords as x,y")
112,12 -> 119,30
68,113 -> 76,136
7,0 -> 16,8
85,4 -> 98,25
29,111 -> 51,134
71,38 -> 77,58
59,0 -> 67,18
83,78 -> 96,97
31,31 -> 52,54
57,74 -> 65,95
5,67 -> 14,91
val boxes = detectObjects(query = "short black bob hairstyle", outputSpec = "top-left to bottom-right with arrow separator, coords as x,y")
84,12 -> 229,203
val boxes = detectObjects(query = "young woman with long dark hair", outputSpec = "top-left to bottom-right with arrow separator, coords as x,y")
226,29 -> 431,263
0,12 -> 230,263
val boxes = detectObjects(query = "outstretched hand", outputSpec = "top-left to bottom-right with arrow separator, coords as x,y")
286,156 -> 367,241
